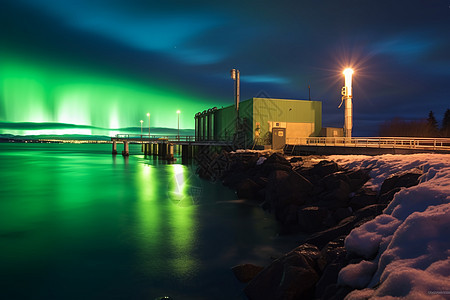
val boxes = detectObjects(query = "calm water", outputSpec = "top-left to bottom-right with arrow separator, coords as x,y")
0,143 -> 297,300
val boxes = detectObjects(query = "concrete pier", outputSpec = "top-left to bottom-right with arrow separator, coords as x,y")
122,141 -> 129,156
152,143 -> 158,156
167,144 -> 174,160
112,141 -> 118,155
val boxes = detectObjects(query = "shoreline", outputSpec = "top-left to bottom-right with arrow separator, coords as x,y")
196,151 -> 426,299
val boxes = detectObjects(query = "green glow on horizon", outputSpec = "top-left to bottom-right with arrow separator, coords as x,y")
0,52 -> 215,135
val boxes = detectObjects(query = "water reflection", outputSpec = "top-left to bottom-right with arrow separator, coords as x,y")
167,164 -> 198,276
133,162 -> 198,279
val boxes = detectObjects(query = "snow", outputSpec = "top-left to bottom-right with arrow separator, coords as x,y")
325,154 -> 450,299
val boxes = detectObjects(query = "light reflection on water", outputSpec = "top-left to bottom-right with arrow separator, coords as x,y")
0,143 -> 299,299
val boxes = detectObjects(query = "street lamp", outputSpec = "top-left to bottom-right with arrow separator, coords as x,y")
177,110 -> 181,140
340,68 -> 354,139
140,120 -> 143,138
147,112 -> 150,138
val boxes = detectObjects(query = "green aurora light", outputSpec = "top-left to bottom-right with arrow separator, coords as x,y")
0,53 -> 219,136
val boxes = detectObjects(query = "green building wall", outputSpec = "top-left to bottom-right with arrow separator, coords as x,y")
197,97 -> 322,145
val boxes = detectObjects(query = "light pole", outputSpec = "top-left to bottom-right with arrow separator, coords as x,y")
140,120 -> 143,138
340,68 -> 354,139
147,112 -> 150,138
177,110 -> 180,140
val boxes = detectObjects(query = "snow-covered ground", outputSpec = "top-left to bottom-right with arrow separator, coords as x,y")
323,154 -> 450,299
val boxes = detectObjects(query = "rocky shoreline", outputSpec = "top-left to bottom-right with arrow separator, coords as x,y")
196,150 -> 422,300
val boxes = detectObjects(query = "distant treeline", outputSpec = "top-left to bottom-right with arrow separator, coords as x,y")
379,109 -> 450,138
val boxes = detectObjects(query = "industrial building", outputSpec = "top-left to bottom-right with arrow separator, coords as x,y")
194,97 -> 322,149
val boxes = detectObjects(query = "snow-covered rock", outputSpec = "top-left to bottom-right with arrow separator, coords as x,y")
326,154 -> 450,299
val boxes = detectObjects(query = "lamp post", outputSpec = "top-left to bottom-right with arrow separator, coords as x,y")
177,110 -> 181,140
341,68 -> 354,139
140,120 -> 143,138
147,113 -> 150,138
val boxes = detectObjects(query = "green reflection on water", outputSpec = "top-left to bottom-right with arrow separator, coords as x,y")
133,161 -> 197,279
167,164 -> 197,277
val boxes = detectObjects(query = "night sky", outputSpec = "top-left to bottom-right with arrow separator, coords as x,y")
1,0 -> 449,136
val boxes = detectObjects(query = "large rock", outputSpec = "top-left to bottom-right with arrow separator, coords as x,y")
276,171 -> 314,207
264,152 -> 291,166
311,160 -> 340,177
379,170 -> 422,196
332,207 -> 353,224
244,244 -> 320,300
305,216 -> 358,249
297,206 -> 329,233
232,263 -> 264,283
236,178 -> 263,200
317,236 -> 347,271
345,169 -> 371,191
348,190 -> 378,210
315,263 -> 344,299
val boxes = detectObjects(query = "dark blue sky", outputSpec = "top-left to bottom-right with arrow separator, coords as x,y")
1,0 -> 449,136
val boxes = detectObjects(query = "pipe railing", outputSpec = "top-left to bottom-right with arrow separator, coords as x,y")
114,134 -> 232,143
286,137 -> 450,150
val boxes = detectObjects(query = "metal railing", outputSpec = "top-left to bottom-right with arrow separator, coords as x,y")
114,134 -> 197,142
286,137 -> 450,151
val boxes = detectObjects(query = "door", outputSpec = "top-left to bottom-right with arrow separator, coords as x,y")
272,128 -> 286,150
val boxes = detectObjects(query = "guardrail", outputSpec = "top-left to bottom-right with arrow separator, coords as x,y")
286,137 -> 450,151
114,134 -> 197,142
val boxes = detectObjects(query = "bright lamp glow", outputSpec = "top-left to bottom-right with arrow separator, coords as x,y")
343,68 -> 354,76
177,110 -> 181,114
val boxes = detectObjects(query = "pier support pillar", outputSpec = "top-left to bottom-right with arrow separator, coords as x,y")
158,143 -> 168,157
122,141 -> 129,156
112,141 -> 118,155
167,144 -> 174,160
152,143 -> 158,156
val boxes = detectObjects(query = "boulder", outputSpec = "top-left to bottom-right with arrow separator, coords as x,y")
264,152 -> 291,166
261,162 -> 292,175
317,236 -> 347,271
311,160 -> 340,177
345,169 -> 371,191
305,216 -> 358,249
332,207 -> 353,224
378,187 -> 401,204
315,263 -> 345,299
232,263 -> 264,283
244,244 -> 320,300
354,203 -> 387,220
348,190 -> 378,210
319,180 -> 352,205
236,178 -> 263,200
379,171 -> 422,196
297,206 -> 329,233
289,156 -> 303,163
